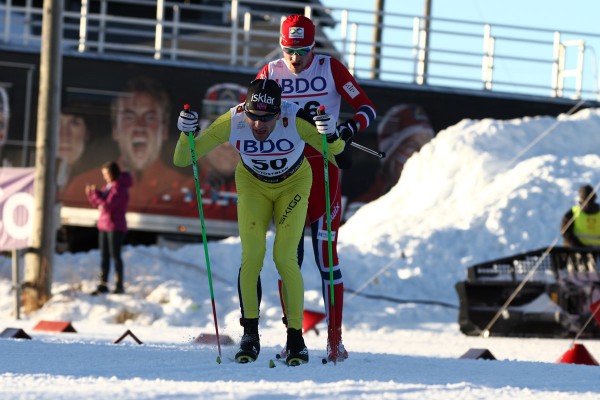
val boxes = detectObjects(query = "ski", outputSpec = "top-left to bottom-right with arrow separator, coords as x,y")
322,356 -> 349,364
271,359 -> 307,367
226,355 -> 258,364
235,355 -> 256,364
286,358 -> 306,367
226,355 -> 308,367
270,354 -> 308,367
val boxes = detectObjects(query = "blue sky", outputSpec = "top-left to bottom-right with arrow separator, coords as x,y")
321,0 -> 598,39
320,0 -> 600,99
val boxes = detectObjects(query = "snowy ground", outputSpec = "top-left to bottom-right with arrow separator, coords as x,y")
2,107 -> 600,399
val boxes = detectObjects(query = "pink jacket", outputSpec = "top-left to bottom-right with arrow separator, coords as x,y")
86,172 -> 133,232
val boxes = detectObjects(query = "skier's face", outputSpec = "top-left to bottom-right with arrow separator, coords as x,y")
245,110 -> 280,142
282,46 -> 314,74
112,92 -> 167,171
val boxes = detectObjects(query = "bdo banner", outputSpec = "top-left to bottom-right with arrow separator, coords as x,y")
0,168 -> 34,251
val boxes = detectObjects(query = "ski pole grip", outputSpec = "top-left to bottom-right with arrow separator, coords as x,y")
182,104 -> 196,136
317,105 -> 325,116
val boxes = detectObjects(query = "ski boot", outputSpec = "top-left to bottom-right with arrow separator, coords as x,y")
235,318 -> 260,363
327,327 -> 349,362
285,328 -> 309,366
276,317 -> 288,360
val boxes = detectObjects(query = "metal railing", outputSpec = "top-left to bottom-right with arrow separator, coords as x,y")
1,0 -> 600,100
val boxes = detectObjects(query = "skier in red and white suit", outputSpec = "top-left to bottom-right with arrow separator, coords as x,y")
254,14 -> 376,361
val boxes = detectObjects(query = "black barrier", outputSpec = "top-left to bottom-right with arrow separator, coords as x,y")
456,246 -> 600,338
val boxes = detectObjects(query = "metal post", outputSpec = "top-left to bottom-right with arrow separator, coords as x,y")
12,249 -> 20,320
304,5 -> 312,19
230,0 -> 239,65
551,31 -> 561,97
24,0 -> 33,46
2,0 -> 11,44
242,12 -> 251,66
171,5 -> 180,60
78,0 -> 88,52
340,10 -> 349,64
348,23 -> 358,75
154,0 -> 164,60
21,65 -> 34,166
370,0 -> 384,79
482,24 -> 495,91
421,0 -> 432,85
98,0 -> 107,54
416,22 -> 428,85
412,17 -> 420,82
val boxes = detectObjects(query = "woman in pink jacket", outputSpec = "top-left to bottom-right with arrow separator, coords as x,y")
85,161 -> 133,295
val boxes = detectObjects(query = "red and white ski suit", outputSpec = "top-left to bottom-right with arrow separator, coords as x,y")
256,54 -> 376,336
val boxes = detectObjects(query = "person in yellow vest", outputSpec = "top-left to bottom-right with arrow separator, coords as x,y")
561,185 -> 600,247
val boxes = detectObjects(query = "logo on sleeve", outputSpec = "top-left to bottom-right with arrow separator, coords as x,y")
343,82 -> 359,99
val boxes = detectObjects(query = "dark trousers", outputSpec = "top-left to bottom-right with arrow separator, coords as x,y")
98,230 -> 125,289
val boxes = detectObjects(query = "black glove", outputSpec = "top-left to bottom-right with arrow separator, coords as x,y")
334,144 -> 353,169
336,119 -> 358,143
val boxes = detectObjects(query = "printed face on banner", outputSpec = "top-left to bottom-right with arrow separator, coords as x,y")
59,113 -> 88,165
112,91 -> 167,172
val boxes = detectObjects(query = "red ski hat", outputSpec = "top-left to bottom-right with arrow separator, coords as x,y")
280,15 -> 315,47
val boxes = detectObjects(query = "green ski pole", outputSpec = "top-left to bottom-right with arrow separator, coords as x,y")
317,105 -> 337,364
182,103 -> 222,364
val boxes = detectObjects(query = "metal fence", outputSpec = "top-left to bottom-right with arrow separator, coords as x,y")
1,0 -> 600,100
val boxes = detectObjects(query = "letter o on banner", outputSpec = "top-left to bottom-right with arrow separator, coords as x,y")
2,192 -> 34,240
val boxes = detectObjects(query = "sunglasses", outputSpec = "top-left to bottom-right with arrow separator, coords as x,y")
281,45 -> 314,56
245,110 -> 279,122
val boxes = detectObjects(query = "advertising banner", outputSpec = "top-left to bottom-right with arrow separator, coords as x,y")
0,167 -> 35,251
1,52 -> 436,238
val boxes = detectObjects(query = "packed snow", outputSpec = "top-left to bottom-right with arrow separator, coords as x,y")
2,107 -> 600,399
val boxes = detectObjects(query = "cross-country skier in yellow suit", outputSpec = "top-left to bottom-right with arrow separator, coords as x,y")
173,79 -> 345,365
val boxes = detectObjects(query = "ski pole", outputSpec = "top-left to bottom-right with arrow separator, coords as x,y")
350,141 -> 386,159
183,103 -> 222,364
317,106 -> 337,364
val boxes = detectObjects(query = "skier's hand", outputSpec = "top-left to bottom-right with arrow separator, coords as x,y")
178,109 -> 199,133
336,119 -> 358,143
313,113 -> 339,143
